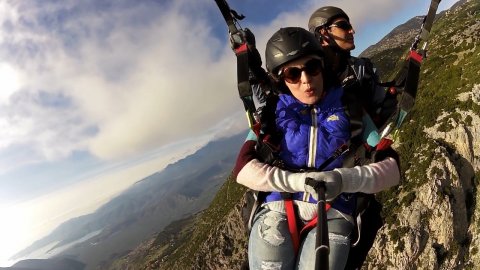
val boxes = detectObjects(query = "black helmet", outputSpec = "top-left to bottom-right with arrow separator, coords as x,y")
265,27 -> 323,76
308,6 -> 349,33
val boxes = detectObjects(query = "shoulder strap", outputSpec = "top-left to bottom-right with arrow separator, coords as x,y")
213,0 -> 258,133
379,0 -> 442,138
346,57 -> 376,82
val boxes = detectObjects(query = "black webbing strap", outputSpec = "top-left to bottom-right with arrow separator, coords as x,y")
379,0 -> 442,135
214,0 -> 242,34
213,0 -> 258,131
400,51 -> 422,110
236,45 -> 257,129
414,0 -> 442,51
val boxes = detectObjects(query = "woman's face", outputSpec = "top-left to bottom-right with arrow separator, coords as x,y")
281,55 -> 324,105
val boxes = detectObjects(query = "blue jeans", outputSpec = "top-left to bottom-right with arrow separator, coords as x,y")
248,208 -> 352,270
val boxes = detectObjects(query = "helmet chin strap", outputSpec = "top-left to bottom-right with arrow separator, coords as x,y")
329,32 -> 352,44
319,31 -> 351,74
318,27 -> 351,55
325,32 -> 351,56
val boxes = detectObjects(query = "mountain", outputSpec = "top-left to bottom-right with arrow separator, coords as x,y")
112,0 -> 480,269
359,15 -> 422,81
11,131 -> 246,269
106,175 -> 249,270
359,0 -> 471,82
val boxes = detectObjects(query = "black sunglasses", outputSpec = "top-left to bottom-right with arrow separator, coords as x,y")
280,58 -> 323,84
329,21 -> 353,31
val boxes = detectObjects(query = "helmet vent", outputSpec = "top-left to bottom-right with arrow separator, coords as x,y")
287,50 -> 299,56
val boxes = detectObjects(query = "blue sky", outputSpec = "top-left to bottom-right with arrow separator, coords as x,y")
0,0 -> 459,266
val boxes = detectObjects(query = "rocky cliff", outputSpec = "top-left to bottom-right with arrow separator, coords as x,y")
363,0 -> 480,268
365,85 -> 480,269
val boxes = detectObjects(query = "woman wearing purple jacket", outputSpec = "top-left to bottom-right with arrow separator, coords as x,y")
233,27 -> 400,270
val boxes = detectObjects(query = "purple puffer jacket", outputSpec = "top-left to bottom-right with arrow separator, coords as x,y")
265,86 -> 356,215
276,86 -> 350,170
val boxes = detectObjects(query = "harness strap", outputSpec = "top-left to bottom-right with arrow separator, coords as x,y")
236,43 -> 258,131
213,0 -> 259,133
284,198 -> 300,255
378,0 -> 441,138
299,204 -> 332,237
376,137 -> 393,151
284,198 -> 332,255
351,213 -> 363,247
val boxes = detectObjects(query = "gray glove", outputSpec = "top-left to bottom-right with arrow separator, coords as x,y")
304,171 -> 342,201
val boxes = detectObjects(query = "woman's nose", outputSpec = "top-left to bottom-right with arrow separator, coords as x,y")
300,71 -> 312,83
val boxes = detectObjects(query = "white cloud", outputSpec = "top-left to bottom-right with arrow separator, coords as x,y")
0,63 -> 22,104
0,0 -> 243,170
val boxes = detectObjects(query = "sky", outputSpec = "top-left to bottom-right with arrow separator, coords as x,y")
0,0 -> 459,266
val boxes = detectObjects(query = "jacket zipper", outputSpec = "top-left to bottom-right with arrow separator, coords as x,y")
305,107 -> 318,201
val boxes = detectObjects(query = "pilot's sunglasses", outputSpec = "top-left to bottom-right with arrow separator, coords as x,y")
329,21 -> 353,31
280,58 -> 323,84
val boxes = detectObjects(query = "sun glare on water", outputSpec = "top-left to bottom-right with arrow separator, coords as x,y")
0,203 -> 32,267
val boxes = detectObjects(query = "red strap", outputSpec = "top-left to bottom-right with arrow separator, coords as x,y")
376,138 -> 393,151
234,43 -> 248,54
252,122 -> 262,137
408,50 -> 423,63
285,200 -> 331,255
299,204 -> 331,236
284,199 -> 300,254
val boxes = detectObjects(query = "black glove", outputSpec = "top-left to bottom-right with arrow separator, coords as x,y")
373,146 -> 400,173
244,28 -> 262,69
243,28 -> 256,47
229,28 -> 262,68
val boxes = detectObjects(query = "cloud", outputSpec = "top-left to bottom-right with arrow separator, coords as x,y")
0,0 -> 244,171
0,63 -> 21,104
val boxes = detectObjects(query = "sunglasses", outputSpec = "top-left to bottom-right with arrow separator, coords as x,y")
329,21 -> 353,31
280,58 -> 323,84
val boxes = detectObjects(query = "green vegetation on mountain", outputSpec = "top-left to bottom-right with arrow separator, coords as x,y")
159,175 -> 247,269
378,0 -> 479,232
363,1 -> 480,267
107,175 -> 247,269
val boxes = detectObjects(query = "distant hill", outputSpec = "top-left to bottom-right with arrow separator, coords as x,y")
1,258 -> 84,270
359,16 -> 422,80
359,0 -> 469,82
11,131 -> 246,269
